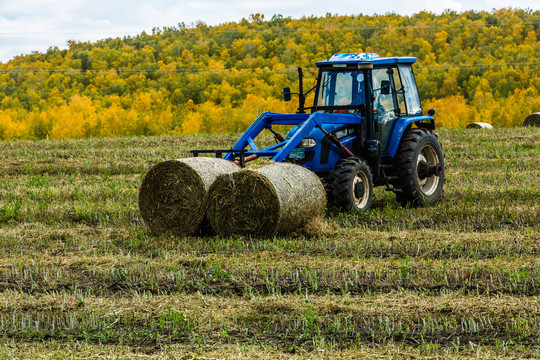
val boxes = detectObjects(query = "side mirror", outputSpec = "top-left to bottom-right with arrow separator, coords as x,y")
428,108 -> 436,116
283,87 -> 291,102
380,80 -> 391,95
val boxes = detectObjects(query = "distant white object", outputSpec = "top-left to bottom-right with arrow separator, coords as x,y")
522,113 -> 540,127
466,122 -> 494,129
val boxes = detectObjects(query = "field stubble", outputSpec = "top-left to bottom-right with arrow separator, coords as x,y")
0,128 -> 538,359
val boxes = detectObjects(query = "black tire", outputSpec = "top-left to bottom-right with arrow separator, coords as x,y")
394,128 -> 445,206
326,157 -> 374,212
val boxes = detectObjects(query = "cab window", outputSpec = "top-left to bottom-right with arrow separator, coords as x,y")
317,70 -> 366,107
372,68 -> 397,114
398,65 -> 422,115
372,68 -> 398,150
392,70 -> 406,114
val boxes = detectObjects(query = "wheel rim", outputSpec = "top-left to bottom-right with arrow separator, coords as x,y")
353,171 -> 370,209
416,144 -> 441,196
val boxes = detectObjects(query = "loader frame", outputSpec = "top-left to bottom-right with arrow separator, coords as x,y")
204,111 -> 434,170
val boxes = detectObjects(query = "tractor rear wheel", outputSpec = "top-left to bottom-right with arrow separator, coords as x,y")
326,157 -> 374,212
394,128 -> 445,206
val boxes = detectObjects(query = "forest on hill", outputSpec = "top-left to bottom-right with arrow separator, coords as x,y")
0,8 -> 539,140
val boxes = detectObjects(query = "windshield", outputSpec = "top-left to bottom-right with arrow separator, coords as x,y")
316,70 -> 366,109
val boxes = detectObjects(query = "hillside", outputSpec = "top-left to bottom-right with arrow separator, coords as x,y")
0,9 -> 539,140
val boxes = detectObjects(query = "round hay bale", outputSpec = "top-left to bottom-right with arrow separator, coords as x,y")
139,157 -> 239,236
207,162 -> 326,236
522,113 -> 540,127
466,122 -> 494,129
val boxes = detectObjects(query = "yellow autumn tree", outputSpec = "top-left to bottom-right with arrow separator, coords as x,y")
98,99 -> 138,137
47,95 -> 98,139
0,109 -> 30,140
425,96 -> 479,128
180,111 -> 203,134
492,87 -> 540,127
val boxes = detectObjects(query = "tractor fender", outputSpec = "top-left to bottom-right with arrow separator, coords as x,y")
385,116 -> 435,157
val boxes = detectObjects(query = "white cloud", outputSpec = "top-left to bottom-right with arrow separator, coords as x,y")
187,1 -> 216,11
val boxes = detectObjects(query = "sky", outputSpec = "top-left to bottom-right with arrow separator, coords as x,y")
0,0 -> 538,63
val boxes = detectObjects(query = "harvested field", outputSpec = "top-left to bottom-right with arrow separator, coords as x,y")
0,128 -> 539,359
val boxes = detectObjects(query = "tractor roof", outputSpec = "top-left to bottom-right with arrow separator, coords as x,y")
315,53 -> 417,67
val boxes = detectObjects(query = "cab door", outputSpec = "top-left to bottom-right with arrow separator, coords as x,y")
372,67 -> 400,150
397,64 -> 422,115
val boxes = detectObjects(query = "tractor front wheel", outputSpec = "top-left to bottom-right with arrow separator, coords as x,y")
394,128 -> 445,206
327,157 -> 374,212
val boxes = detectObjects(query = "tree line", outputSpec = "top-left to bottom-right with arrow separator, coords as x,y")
0,8 -> 538,140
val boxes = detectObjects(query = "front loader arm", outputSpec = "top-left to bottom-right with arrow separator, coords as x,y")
224,111 -> 361,164
223,112 -> 309,162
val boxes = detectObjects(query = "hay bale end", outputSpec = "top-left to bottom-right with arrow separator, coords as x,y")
522,113 -> 540,127
466,122 -> 494,129
139,157 -> 239,236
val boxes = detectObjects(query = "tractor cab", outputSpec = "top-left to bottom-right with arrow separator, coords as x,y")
312,53 -> 425,151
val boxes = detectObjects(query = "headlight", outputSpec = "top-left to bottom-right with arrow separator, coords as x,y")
297,138 -> 317,148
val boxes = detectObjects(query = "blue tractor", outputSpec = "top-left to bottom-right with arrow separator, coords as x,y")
192,53 -> 445,211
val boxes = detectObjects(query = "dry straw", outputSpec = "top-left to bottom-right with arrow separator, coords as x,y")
139,157 -> 239,236
207,162 -> 327,236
